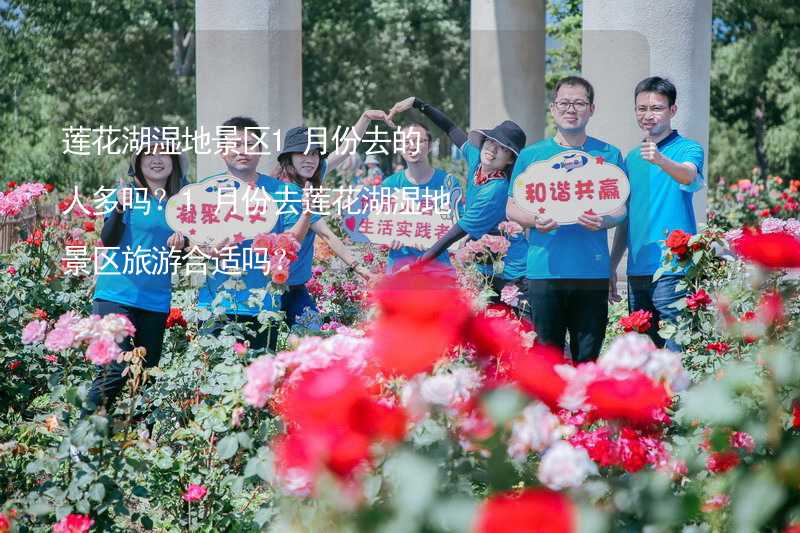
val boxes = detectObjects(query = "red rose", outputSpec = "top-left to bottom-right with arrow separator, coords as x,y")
792,402 -> 800,429
665,229 -> 692,259
165,308 -> 187,329
6,360 -> 21,371
757,291 -> 785,327
619,309 -> 653,333
82,221 -> 95,232
371,268 -> 470,377
686,289 -> 712,311
733,231 -> 800,269
585,370 -> 671,426
509,345 -> 568,410
33,308 -> 49,320
474,488 -> 575,533
45,183 -> 55,193
707,450 -> 740,473
706,342 -> 730,355
6,181 -> 17,190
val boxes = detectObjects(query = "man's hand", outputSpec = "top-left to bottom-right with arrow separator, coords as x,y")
167,231 -> 186,250
576,211 -> 603,231
534,217 -> 559,233
641,136 -> 665,166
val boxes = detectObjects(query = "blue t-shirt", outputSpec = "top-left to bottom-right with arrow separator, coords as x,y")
508,137 -> 625,280
625,130 -> 704,276
380,169 -> 457,274
197,173 -> 285,315
459,142 -> 528,280
94,190 -> 175,313
280,182 -> 323,285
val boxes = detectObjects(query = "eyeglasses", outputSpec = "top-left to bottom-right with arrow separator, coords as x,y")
635,105 -> 669,115
553,100 -> 590,112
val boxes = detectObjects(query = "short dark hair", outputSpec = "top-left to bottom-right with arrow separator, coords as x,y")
402,122 -> 433,143
222,116 -> 260,130
634,77 -> 677,107
553,76 -> 595,105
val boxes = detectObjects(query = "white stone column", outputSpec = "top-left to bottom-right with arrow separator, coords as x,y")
582,0 -> 712,224
470,0 -> 546,141
195,0 -> 302,179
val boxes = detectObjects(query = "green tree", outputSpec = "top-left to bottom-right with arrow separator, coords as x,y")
0,0 -> 195,190
710,0 -> 800,180
302,0 -> 469,159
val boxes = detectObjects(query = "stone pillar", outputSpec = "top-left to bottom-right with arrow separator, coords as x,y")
195,0 -> 302,179
470,0 -> 546,142
582,0 -> 712,224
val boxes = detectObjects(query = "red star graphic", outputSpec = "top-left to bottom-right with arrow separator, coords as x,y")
232,232 -> 245,244
595,156 -> 605,165
584,209 -> 597,215
189,228 -> 197,236
538,207 -> 546,214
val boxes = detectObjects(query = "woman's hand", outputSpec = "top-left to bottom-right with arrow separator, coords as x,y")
387,97 -> 415,124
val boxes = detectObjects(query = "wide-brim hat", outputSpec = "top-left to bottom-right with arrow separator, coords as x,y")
128,127 -> 190,180
278,126 -> 328,159
467,120 -> 526,156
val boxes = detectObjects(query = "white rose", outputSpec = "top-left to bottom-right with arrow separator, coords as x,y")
598,333 -> 655,372
420,375 -> 458,406
508,403 -> 564,459
537,441 -> 598,490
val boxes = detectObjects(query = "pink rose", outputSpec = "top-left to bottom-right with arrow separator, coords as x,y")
500,284 -> 521,307
244,356 -> 280,408
44,327 -> 76,352
85,336 -> 121,365
22,320 -> 48,344
182,483 -> 208,502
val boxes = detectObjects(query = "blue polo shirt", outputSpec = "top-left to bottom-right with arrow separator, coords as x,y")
459,142 -> 527,280
508,137 -> 625,280
625,130 -> 704,276
380,169 -> 458,274
94,190 -> 174,313
197,173 -> 285,315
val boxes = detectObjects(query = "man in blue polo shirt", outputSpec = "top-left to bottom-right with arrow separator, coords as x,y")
197,116 -> 311,351
610,77 -> 704,352
506,76 -> 627,362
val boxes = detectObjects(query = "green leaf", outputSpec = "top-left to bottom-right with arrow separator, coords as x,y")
384,451 -> 438,517
482,387 -> 525,426
88,482 -> 106,503
677,380 -> 743,425
244,456 -> 272,481
217,434 -> 239,460
237,431 -> 253,450
732,470 -> 786,533
140,515 -> 154,529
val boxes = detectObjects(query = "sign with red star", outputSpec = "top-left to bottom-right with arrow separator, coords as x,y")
165,175 -> 279,246
511,150 -> 629,225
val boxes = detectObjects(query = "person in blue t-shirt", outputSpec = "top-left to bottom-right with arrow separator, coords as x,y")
273,123 -> 379,329
506,76 -> 627,362
610,77 -> 705,352
87,130 -> 190,412
197,117 -> 312,350
386,96 -> 529,307
379,122 -> 459,275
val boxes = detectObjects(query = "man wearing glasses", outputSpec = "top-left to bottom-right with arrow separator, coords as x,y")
610,76 -> 705,352
506,76 -> 626,362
